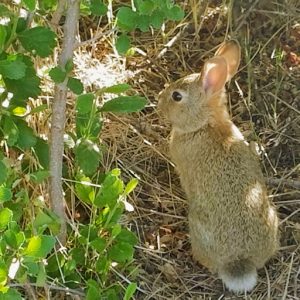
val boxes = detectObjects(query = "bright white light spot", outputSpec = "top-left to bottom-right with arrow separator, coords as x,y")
8,259 -> 20,279
124,200 -> 134,212
247,182 -> 263,206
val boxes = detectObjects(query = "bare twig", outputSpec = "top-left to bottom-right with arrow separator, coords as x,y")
157,24 -> 191,59
24,283 -> 37,300
9,283 -> 85,298
51,0 -> 67,28
49,0 -> 80,245
266,178 -> 300,190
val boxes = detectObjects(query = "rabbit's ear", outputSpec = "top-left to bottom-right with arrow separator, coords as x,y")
215,40 -> 241,80
201,56 -> 228,95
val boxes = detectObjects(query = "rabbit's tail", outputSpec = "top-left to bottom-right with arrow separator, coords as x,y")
219,259 -> 257,293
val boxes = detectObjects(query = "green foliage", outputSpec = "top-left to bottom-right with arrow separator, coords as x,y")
90,0 -> 107,16
67,77 -> 84,94
23,0 -> 37,11
75,139 -> 101,175
0,59 -> 26,80
0,1 -> 157,299
18,27 -> 56,57
101,96 -> 147,113
73,168 -> 139,297
49,66 -> 67,83
99,83 -> 132,94
3,55 -> 41,102
114,0 -> 185,53
116,34 -> 131,55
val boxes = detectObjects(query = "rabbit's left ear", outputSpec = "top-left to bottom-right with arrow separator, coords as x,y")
215,40 -> 241,80
201,56 -> 228,95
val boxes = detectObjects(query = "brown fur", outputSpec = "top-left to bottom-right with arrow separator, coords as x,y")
158,40 -> 279,293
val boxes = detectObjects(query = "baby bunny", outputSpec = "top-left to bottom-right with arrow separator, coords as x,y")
158,40 -> 279,293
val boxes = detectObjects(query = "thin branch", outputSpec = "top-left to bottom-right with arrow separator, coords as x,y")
266,178 -> 300,190
49,0 -> 80,245
9,283 -> 85,298
51,0 -> 67,29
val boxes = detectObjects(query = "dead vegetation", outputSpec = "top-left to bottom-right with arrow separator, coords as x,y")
71,1 -> 300,299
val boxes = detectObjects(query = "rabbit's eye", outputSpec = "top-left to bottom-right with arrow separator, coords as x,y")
172,91 -> 182,102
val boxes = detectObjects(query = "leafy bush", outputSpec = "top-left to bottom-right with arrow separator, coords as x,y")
0,0 -> 184,298
116,0 -> 185,54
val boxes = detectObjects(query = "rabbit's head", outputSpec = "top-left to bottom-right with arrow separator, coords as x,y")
158,40 -> 241,134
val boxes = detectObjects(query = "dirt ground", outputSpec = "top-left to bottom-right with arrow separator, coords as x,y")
75,1 -> 300,299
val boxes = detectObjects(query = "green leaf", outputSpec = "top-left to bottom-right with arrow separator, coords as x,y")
124,282 -> 137,300
4,55 -> 41,101
112,223 -> 121,238
38,0 -> 57,11
116,34 -> 131,55
150,10 -> 165,29
104,288 -> 119,300
15,120 -> 37,149
116,7 -> 138,31
0,26 -> 7,54
67,77 -> 84,95
76,115 -> 101,139
76,93 -> 94,114
3,117 -> 19,146
12,106 -> 27,116
33,210 -> 55,232
4,230 -> 18,249
101,96 -> 147,113
70,248 -> 85,266
115,229 -> 138,246
166,5 -> 184,21
23,261 -> 39,276
29,170 -> 50,184
4,226 -> 25,250
0,161 -> 8,185
90,237 -> 106,253
95,255 -> 109,274
16,18 -> 27,34
18,26 -> 56,57
138,0 -> 155,15
75,140 -> 101,175
0,59 -> 26,80
23,235 -> 55,259
0,261 -> 7,287
49,66 -> 66,83
124,178 -> 138,194
94,172 -> 124,208
86,279 -> 101,300
136,14 -> 151,32
23,0 -> 36,11
0,288 -> 22,300
79,225 -> 98,243
36,264 -> 46,286
0,208 -> 13,231
0,187 -> 12,202
108,241 -> 134,263
90,0 -> 107,16
28,104 -> 48,115
99,83 -> 131,94
34,138 -> 49,169
75,177 -> 94,204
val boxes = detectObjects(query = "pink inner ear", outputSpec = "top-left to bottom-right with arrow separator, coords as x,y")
202,57 -> 228,95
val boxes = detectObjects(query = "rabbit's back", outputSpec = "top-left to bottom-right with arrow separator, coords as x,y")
170,126 -> 278,267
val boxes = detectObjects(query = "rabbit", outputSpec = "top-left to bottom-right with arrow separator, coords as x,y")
157,40 -> 279,293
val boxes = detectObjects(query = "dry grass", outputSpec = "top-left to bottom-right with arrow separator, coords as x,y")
71,1 -> 300,299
